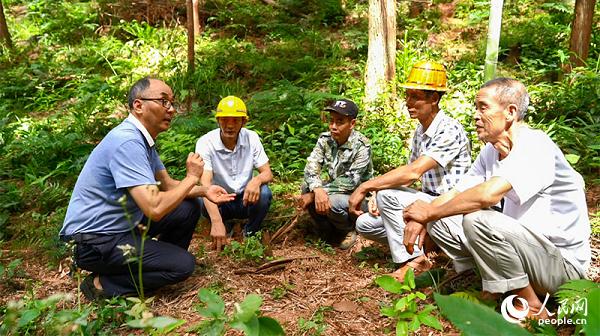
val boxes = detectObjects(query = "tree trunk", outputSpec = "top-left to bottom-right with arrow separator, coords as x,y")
0,0 -> 13,49
484,0 -> 504,81
186,0 -> 195,73
192,0 -> 201,36
365,0 -> 396,109
569,0 -> 596,68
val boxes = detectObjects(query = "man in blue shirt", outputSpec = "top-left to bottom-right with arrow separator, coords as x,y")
60,77 -> 234,301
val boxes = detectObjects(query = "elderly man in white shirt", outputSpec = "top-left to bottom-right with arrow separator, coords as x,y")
402,78 -> 591,320
195,96 -> 273,251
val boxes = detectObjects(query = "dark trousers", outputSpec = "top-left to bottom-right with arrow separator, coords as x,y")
74,199 -> 201,297
200,185 -> 272,236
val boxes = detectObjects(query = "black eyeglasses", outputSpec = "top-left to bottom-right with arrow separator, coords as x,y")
138,97 -> 178,111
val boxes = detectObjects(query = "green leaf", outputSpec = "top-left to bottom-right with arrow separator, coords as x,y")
582,288 -> 600,336
419,304 -> 437,315
375,275 -> 404,294
404,268 -> 415,289
231,315 -> 260,336
197,289 -> 225,318
418,313 -> 443,331
395,320 -> 408,336
381,306 -> 396,317
408,316 -> 421,331
234,294 -> 263,322
415,268 -> 446,288
190,320 -> 226,336
434,293 -> 531,336
257,316 -> 285,336
18,309 -> 40,327
395,297 -> 407,312
148,316 -> 186,332
565,154 -> 580,164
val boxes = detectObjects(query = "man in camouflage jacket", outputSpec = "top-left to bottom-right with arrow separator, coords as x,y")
301,98 -> 373,250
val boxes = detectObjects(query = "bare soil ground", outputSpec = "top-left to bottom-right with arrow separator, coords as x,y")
1,186 -> 598,335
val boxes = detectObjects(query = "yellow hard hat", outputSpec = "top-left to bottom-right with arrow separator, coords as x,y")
400,60 -> 448,92
215,96 -> 248,118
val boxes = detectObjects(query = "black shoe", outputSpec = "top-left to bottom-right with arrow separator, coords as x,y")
80,274 -> 107,301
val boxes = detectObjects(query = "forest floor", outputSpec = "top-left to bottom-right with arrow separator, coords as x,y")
0,186 -> 598,335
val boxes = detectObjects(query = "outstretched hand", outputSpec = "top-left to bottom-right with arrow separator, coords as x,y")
205,185 -> 236,204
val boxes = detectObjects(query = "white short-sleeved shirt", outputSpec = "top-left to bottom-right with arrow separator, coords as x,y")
195,128 -> 269,194
455,126 -> 591,274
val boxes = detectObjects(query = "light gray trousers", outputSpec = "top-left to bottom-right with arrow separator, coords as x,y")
356,187 -> 462,264
429,209 -> 583,295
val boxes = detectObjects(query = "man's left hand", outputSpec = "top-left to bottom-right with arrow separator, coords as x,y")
403,199 -> 435,224
403,221 -> 427,254
206,185 -> 236,204
242,178 -> 261,206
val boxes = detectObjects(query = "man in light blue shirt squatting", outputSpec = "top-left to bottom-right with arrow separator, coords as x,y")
60,77 -> 235,301
349,61 -> 471,280
195,96 -> 273,251
301,98 -> 374,250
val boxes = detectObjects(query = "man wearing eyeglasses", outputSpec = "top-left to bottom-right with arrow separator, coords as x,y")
60,77 -> 235,301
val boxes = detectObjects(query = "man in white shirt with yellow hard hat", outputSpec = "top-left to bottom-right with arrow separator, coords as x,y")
195,96 -> 273,251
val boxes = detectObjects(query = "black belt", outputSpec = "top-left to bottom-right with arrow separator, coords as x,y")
61,233 -> 112,244
424,190 -> 440,197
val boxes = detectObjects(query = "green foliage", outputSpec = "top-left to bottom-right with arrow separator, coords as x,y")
125,297 -> 186,335
191,288 -> 285,335
0,253 -> 22,285
305,237 -> 336,255
434,293 -> 531,336
554,279 -> 600,335
297,306 -> 332,336
270,282 -> 294,300
222,233 -> 267,264
375,269 -> 443,334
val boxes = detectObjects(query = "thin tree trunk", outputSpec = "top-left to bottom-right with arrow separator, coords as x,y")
365,0 -> 396,109
569,0 -> 596,68
186,0 -> 195,73
0,0 -> 13,49
484,0 -> 504,81
192,0 -> 201,36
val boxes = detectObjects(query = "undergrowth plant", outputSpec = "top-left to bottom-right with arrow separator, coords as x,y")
190,288 -> 284,336
297,305 -> 332,336
375,268 -> 443,334
221,233 -> 268,264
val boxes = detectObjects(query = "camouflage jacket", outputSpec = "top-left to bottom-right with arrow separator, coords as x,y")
302,130 -> 373,194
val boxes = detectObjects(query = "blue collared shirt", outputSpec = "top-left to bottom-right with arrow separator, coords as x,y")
60,115 -> 165,237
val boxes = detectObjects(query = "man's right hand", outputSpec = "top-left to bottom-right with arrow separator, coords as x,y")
348,187 -> 367,216
313,188 -> 330,215
210,221 -> 229,251
186,152 -> 204,180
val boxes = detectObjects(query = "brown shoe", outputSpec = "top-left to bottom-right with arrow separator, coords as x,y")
80,274 -> 107,301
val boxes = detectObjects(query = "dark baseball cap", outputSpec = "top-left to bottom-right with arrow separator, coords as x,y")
324,98 -> 359,118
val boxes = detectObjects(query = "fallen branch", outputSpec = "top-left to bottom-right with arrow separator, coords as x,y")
269,208 -> 302,244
